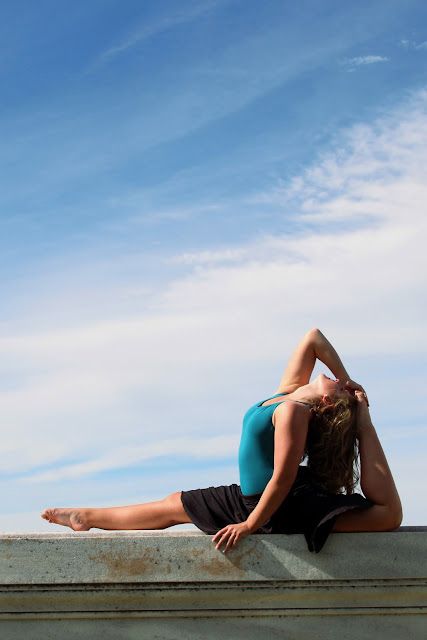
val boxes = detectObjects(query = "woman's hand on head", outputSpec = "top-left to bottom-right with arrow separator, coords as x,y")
355,389 -> 368,406
212,521 -> 252,553
345,379 -> 369,406
355,390 -> 374,433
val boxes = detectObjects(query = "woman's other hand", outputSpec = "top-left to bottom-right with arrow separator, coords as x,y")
212,521 -> 252,553
345,379 -> 369,405
355,390 -> 374,434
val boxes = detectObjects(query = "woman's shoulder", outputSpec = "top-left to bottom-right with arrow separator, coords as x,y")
273,399 -> 311,426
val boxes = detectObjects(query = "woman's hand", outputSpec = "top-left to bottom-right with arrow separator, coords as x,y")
345,379 -> 369,405
355,390 -> 374,434
212,521 -> 252,553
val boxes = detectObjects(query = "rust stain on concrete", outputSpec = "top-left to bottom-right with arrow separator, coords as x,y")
186,540 -> 259,578
197,555 -> 238,577
87,539 -> 259,580
197,549 -> 251,578
88,547 -> 156,580
1,539 -> 14,547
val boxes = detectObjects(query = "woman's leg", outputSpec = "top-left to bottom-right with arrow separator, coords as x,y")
333,398 -> 402,532
41,491 -> 192,531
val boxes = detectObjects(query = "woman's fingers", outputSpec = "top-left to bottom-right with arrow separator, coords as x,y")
355,391 -> 372,423
345,380 -> 369,406
224,532 -> 237,553
345,379 -> 364,393
213,526 -> 236,550
213,527 -> 229,549
212,522 -> 250,553
212,526 -> 226,542
214,528 -> 233,552
355,389 -> 369,407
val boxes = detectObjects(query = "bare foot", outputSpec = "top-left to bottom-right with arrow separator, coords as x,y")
41,508 -> 90,531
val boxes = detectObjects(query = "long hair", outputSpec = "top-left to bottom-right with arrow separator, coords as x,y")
304,395 -> 359,494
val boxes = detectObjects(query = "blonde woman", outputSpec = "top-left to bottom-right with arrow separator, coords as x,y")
42,328 -> 402,553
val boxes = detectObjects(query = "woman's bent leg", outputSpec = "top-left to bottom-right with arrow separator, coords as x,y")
41,492 -> 192,531
333,399 -> 402,532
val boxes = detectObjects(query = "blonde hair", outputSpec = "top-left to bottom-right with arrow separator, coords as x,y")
304,395 -> 359,494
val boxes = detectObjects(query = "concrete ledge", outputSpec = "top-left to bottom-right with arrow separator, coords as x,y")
1,530 -> 426,639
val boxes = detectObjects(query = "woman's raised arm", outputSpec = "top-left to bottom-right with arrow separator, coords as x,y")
276,328 -> 351,394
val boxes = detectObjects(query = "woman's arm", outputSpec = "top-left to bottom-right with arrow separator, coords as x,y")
246,403 -> 309,530
333,393 -> 402,532
276,328 -> 366,399
276,328 -> 349,393
213,402 -> 309,553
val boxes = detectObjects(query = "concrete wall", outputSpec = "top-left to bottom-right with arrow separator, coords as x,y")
1,529 -> 426,639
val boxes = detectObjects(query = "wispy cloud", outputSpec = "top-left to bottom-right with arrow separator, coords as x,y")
80,15 -> 382,164
399,38 -> 427,50
94,1 -> 227,68
24,434 -> 240,483
169,248 -> 247,266
341,55 -> 389,71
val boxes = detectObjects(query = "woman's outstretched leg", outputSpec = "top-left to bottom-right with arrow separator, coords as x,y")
41,492 -> 192,531
334,394 -> 402,532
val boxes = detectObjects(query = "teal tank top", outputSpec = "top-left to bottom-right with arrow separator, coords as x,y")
238,393 -> 310,496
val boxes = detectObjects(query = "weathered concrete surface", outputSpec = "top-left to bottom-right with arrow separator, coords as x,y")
1,530 -> 426,639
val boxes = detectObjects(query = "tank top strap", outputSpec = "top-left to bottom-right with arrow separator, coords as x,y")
262,392 -> 311,408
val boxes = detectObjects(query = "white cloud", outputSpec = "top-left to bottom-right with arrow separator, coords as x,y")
169,248 -> 247,265
398,38 -> 427,51
352,55 -> 388,65
341,55 -> 389,71
23,434 -> 240,483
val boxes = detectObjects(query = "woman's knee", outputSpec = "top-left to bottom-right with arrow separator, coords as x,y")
385,502 -> 403,530
160,492 -> 190,524
161,491 -> 182,509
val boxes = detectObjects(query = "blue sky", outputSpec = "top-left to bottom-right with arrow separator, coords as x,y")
1,0 -> 426,531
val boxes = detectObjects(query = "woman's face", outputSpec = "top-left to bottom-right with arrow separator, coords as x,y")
315,373 -> 350,398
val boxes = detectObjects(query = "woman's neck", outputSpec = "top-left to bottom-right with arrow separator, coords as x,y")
285,383 -> 316,404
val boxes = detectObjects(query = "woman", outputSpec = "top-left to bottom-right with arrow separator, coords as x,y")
41,328 -> 402,553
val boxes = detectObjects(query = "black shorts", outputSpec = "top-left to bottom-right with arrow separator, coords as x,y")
181,466 -> 372,553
